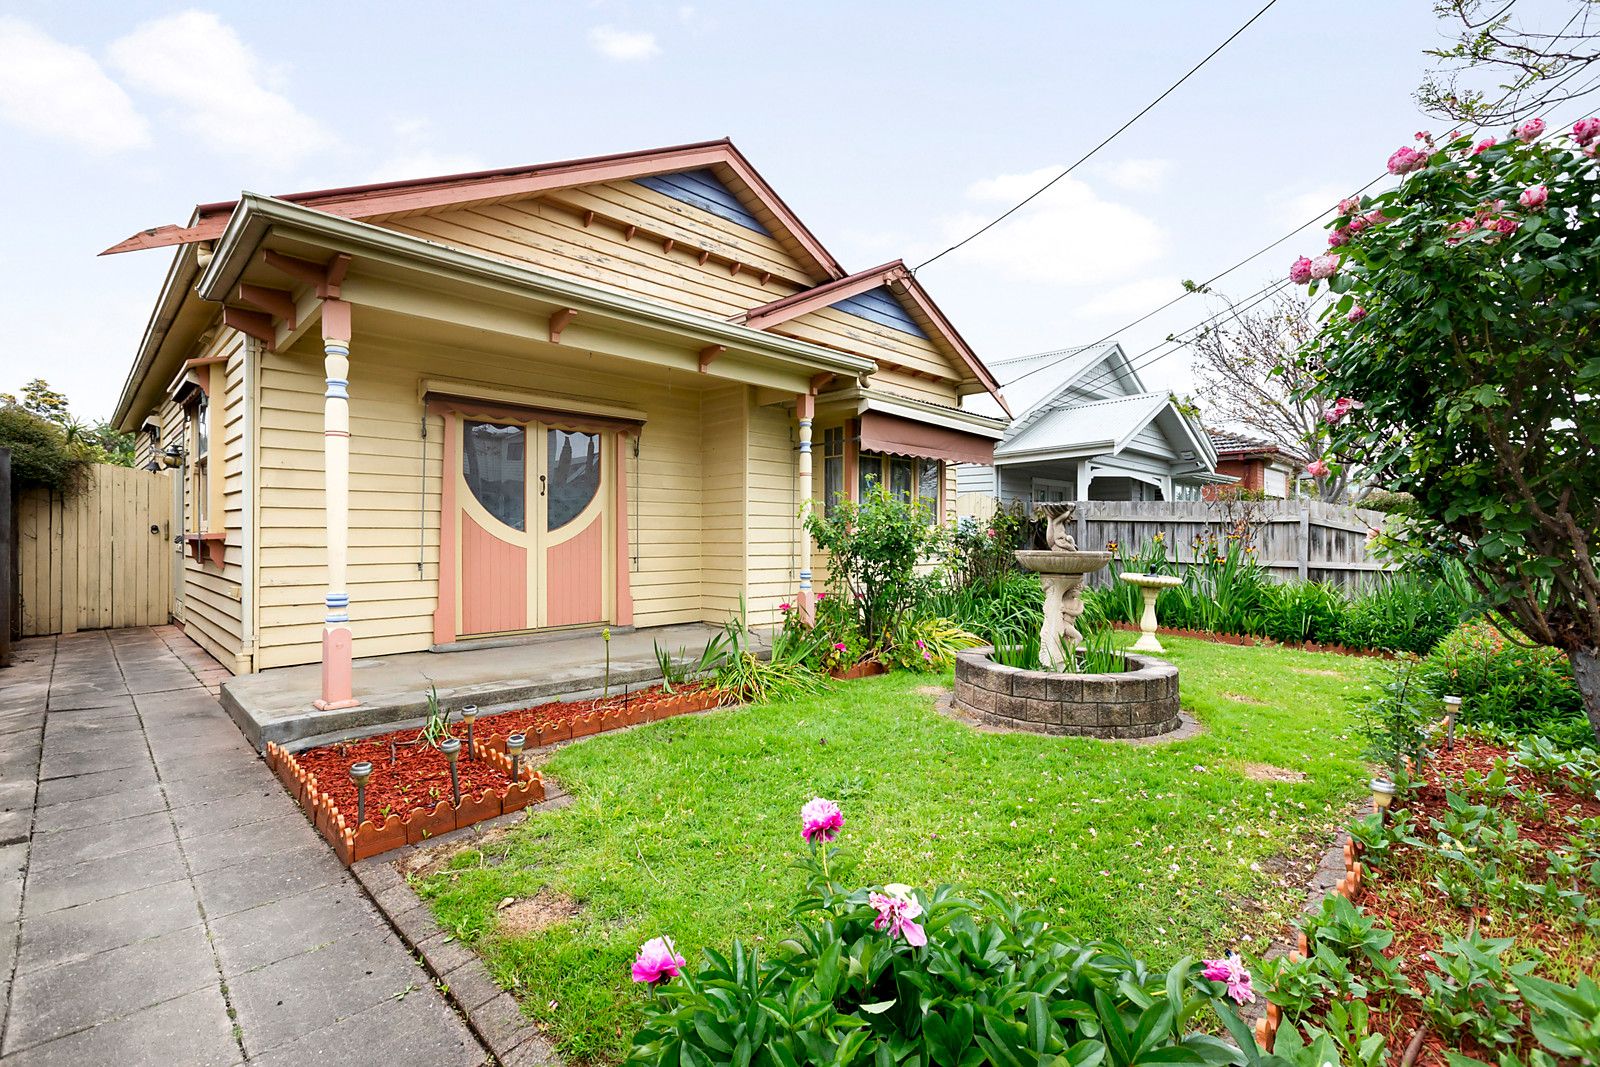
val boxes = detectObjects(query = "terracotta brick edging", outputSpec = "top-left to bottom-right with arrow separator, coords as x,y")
349,850 -> 563,1067
1253,828 -> 1369,1052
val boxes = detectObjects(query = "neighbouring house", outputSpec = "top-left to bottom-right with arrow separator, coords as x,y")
106,139 -> 1009,708
955,342 -> 1226,512
1204,429 -> 1307,499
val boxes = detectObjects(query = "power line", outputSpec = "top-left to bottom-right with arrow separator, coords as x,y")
912,0 -> 1282,273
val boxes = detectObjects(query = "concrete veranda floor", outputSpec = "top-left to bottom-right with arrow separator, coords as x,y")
0,627 -> 488,1066
223,621 -> 762,750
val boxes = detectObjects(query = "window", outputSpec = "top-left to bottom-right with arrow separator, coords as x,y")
190,394 -> 209,533
822,427 -> 844,517
463,421 -> 527,531
547,428 -> 600,530
1031,478 -> 1074,503
858,451 -> 941,522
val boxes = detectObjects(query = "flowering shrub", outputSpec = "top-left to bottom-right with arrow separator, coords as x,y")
627,801 -> 1260,1065
1288,120 -> 1600,740
1421,621 -> 1590,747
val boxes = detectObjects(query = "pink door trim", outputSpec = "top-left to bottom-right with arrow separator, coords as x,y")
460,512 -> 529,635
433,414 -> 459,645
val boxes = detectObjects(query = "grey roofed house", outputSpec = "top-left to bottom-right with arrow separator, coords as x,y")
957,341 -> 1231,508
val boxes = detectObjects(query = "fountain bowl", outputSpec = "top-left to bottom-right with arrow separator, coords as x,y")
1119,571 -> 1184,589
1014,549 -> 1113,575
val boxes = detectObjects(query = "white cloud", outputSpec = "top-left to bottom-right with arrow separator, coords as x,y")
1273,184 -> 1346,229
1098,158 -> 1172,192
588,25 -> 660,61
1072,277 -> 1185,320
943,165 -> 1167,287
108,11 -> 333,167
0,18 -> 149,152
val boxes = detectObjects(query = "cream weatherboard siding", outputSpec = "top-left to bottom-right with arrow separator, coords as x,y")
699,384 -> 747,622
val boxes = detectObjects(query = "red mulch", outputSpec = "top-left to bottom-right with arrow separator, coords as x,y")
295,683 -> 715,825
1309,738 -> 1600,1066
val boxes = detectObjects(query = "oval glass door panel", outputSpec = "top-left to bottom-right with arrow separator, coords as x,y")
463,421 -> 526,531
547,429 -> 600,530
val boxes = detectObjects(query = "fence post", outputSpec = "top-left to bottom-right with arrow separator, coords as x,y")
1297,505 -> 1310,581
0,447 -> 11,668
1076,505 -> 1088,549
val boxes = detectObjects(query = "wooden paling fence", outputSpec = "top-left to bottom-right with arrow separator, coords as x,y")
15,464 -> 173,637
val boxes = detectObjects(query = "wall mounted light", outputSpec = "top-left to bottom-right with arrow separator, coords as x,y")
350,761 -> 374,825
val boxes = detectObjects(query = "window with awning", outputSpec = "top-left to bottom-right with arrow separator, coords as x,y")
856,411 -> 995,466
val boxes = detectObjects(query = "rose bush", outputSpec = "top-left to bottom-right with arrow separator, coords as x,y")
1289,120 -> 1600,741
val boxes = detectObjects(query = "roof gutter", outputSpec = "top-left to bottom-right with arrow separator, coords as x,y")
196,194 -> 876,379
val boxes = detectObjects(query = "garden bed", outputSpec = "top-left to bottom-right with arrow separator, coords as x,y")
1261,735 -> 1600,1065
270,682 -> 724,863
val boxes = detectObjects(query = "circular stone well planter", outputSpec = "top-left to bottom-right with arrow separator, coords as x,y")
953,649 -> 1181,739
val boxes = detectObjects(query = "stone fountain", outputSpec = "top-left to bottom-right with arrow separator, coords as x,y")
1012,503 -> 1112,669
953,502 -> 1183,739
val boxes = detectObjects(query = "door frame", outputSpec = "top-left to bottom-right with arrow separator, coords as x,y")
427,393 -> 640,646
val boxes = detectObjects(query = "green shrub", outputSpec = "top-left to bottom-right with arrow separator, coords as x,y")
1421,621 -> 1590,747
0,404 -> 91,494
1256,581 -> 1347,645
806,484 -> 946,651
1338,570 -> 1467,655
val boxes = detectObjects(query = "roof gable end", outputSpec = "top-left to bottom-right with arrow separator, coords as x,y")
635,169 -> 770,235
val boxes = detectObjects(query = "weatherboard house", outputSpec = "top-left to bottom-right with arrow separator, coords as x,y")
956,342 -> 1227,508
106,140 -> 1010,708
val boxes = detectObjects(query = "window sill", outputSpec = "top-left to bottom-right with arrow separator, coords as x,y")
185,532 -> 226,568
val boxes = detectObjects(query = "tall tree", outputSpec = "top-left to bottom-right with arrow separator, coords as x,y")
1189,292 -> 1349,502
1419,0 -> 1600,124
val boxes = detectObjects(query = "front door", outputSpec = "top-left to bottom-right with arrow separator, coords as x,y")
455,415 -> 609,636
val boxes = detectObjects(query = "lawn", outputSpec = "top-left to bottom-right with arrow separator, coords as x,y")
416,637 -> 1382,1062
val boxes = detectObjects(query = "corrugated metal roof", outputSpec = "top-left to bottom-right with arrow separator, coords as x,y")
998,392 -> 1169,456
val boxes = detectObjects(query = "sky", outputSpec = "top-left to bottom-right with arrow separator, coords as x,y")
0,0 -> 1582,424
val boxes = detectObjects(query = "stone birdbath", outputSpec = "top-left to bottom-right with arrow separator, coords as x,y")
1119,572 -> 1184,653
1013,503 -> 1112,670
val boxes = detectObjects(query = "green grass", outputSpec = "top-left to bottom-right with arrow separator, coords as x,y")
417,637 -> 1380,1062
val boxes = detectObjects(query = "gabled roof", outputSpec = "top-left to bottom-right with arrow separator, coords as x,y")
738,260 -> 1008,412
1207,428 -> 1309,464
966,341 -> 1142,422
997,392 -> 1170,458
102,139 -> 846,283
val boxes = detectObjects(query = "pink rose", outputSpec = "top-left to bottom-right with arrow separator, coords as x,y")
631,937 -> 686,984
1309,254 -> 1340,280
1306,459 -> 1330,478
1519,184 -> 1548,209
1288,256 -> 1314,285
1445,217 -> 1477,245
1364,209 -> 1389,227
779,602 -> 792,613
1327,227 -> 1351,248
1491,216 -> 1520,237
1345,307 -> 1367,324
1324,396 -> 1364,423
1572,117 -> 1600,146
1472,137 -> 1496,155
800,797 -> 843,844
1515,117 -> 1545,143
1337,197 -> 1361,216
1386,146 -> 1428,175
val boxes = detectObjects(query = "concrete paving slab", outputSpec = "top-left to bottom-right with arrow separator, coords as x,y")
30,783 -> 168,835
211,884 -> 381,977
171,787 -> 298,841
21,840 -> 187,915
36,743 -> 146,783
192,841 -> 349,920
25,809 -> 174,871
0,985 -> 241,1067
222,620 -> 743,750
181,811 -> 322,875
228,929 -> 427,1056
151,746 -> 261,783
1,925 -> 217,1054
15,879 -> 201,974
159,763 -> 278,810
32,761 -> 158,806
248,988 -> 481,1067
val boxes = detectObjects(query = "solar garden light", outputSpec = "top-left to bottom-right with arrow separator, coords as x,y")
460,705 -> 478,760
506,733 -> 526,783
440,737 -> 462,807
350,761 -> 374,825
1443,695 -> 1461,751
1369,777 -> 1397,819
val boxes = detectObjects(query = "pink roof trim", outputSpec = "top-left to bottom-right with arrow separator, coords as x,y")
101,139 -> 845,280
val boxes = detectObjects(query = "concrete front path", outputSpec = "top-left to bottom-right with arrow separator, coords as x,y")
0,627 -> 488,1066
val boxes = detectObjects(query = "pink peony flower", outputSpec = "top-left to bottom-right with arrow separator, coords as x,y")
1515,117 -> 1546,143
1337,197 -> 1361,216
1386,145 -> 1429,175
632,937 -> 686,984
1288,256 -> 1314,285
1324,396 -> 1364,423
869,885 -> 927,947
1345,307 -> 1367,324
1472,137 -> 1496,155
1309,254 -> 1340,280
1202,955 -> 1256,1005
1573,117 -> 1600,146
1519,184 -> 1548,209
801,797 -> 843,844
1306,459 -> 1331,479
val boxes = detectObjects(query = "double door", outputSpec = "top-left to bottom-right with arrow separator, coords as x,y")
455,416 -> 609,636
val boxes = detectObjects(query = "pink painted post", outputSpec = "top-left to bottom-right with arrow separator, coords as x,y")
614,429 -> 633,626
314,298 -> 359,711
